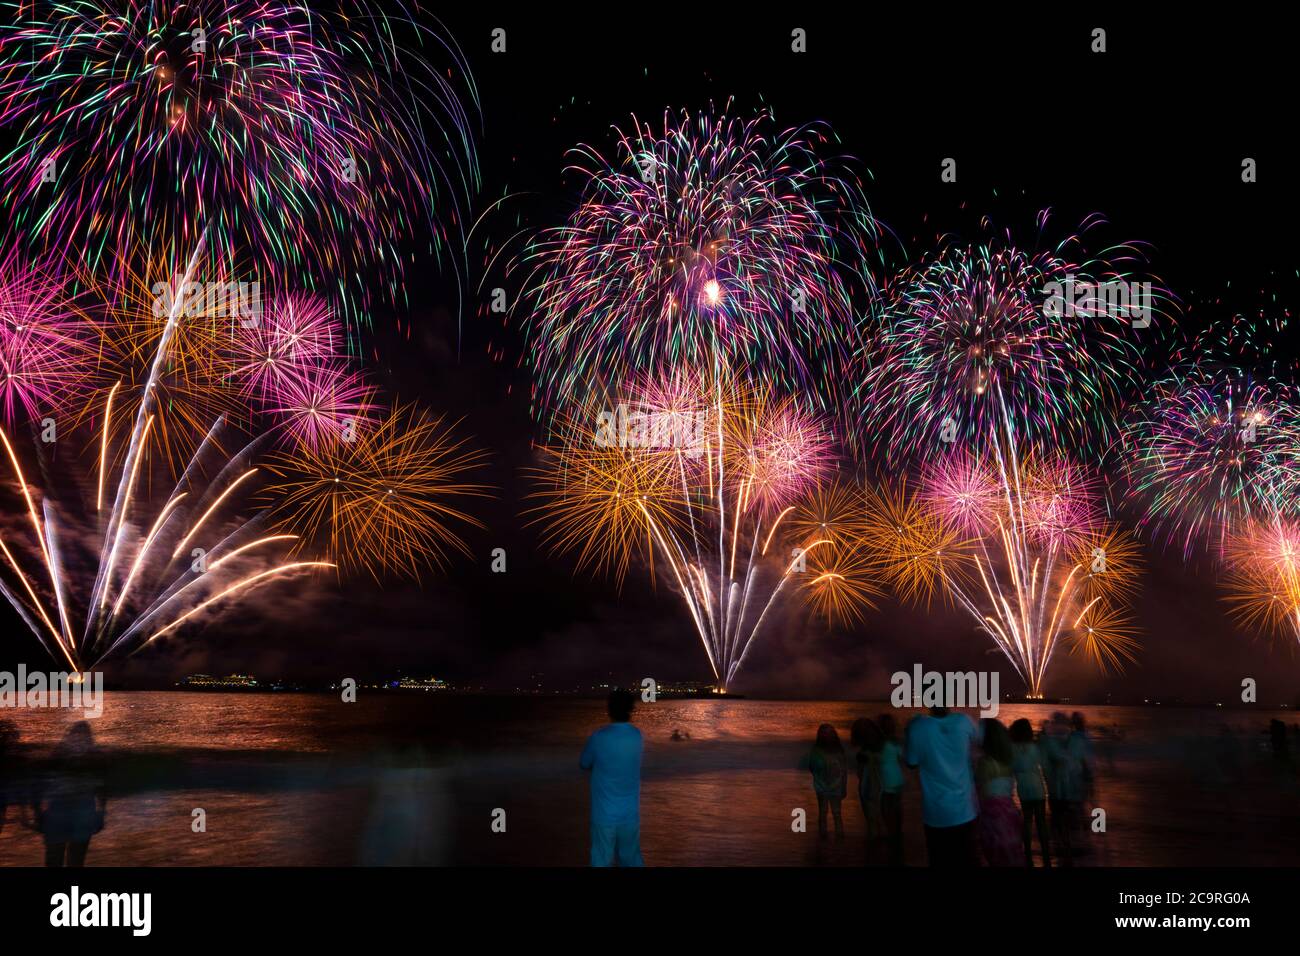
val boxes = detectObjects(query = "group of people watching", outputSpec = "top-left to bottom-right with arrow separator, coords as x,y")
806,708 -> 1095,866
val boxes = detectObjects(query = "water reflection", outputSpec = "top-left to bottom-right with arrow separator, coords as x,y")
0,695 -> 1295,866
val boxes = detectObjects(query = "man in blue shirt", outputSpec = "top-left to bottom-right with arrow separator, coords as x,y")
905,706 -> 982,866
580,688 -> 644,866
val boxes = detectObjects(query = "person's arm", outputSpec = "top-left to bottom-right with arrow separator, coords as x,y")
904,719 -> 921,768
580,732 -> 596,772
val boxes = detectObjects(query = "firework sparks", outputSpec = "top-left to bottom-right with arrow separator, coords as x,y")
1120,366 -> 1300,558
857,217 -> 1156,461
0,253 -> 486,668
0,0 -> 479,317
868,450 -> 1140,696
0,250 -> 98,425
263,404 -> 489,583
229,292 -> 343,405
530,369 -> 872,689
1223,517 -> 1300,647
518,105 -> 877,421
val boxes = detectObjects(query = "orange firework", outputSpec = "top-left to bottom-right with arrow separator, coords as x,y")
77,247 -> 245,477
1223,519 -> 1300,647
529,368 -> 874,689
789,481 -> 880,624
264,404 -> 490,582
529,407 -> 685,585
862,481 -> 970,608
864,461 -> 1140,694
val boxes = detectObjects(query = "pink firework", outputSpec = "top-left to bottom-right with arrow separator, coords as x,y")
0,253 -> 96,424
1019,457 -> 1101,547
738,398 -> 836,515
231,293 -> 343,405
921,452 -> 1001,534
267,361 -> 378,450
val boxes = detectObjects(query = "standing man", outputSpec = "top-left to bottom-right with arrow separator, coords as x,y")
905,705 -> 982,866
580,688 -> 644,866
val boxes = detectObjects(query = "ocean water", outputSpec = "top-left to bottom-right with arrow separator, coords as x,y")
0,693 -> 1297,866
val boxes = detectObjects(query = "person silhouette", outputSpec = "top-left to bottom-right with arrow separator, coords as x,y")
580,689 -> 644,866
33,722 -> 107,867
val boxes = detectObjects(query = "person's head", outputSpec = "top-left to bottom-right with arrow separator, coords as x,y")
56,721 -> 96,758
877,713 -> 897,741
0,719 -> 16,758
851,717 -> 883,753
982,718 -> 1013,765
1009,718 -> 1034,745
607,689 -> 635,723
1071,712 -> 1086,732
815,723 -> 843,753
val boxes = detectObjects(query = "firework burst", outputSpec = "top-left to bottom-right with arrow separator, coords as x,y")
519,105 -> 877,421
1119,366 -> 1300,558
857,216 -> 1156,461
0,250 -> 98,425
529,369 -> 873,689
264,404 -> 489,583
0,254 -> 487,669
1223,517 -> 1300,647
868,450 -> 1140,696
0,0 -> 479,315
229,292 -> 343,405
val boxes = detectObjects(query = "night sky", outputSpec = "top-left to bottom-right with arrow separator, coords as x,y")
3,9 -> 1298,703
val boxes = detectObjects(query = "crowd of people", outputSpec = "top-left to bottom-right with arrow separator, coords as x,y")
804,707 -> 1097,866
576,689 -> 1103,867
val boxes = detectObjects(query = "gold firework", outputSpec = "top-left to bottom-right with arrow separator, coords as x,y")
77,248 -> 243,477
264,404 -> 489,581
528,409 -> 684,585
528,367 -> 874,688
1070,526 -> 1143,605
862,481 -> 969,607
1070,600 -> 1139,672
1223,521 -> 1300,647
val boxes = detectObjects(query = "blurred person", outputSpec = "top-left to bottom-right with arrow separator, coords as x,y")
1010,718 -> 1050,867
877,713 -> 906,866
905,706 -> 981,866
33,722 -> 106,867
850,717 -> 883,841
807,723 -> 847,839
580,688 -> 644,867
976,719 -> 1021,866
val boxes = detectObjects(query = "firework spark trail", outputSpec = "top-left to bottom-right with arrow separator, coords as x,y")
86,236 -> 206,641
531,370 -> 873,690
866,384 -> 1139,696
0,264 -> 487,670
